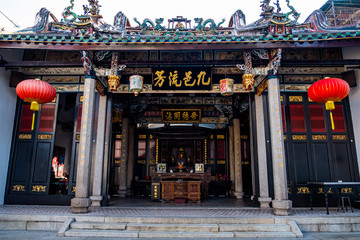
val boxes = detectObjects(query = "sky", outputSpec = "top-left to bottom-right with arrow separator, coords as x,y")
1,0 -> 328,32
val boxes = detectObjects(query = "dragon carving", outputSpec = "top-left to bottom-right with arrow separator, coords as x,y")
195,18 -> 225,32
62,0 -> 77,22
134,18 -> 155,30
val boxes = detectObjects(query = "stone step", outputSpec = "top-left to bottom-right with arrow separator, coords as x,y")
138,231 -> 235,238
105,216 -> 275,224
234,231 -> 297,238
126,223 -> 219,232
64,229 -> 139,238
219,223 -> 291,232
70,222 -> 126,230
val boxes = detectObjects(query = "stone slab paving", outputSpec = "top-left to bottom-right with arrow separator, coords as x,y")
0,204 -> 360,218
1,230 -> 360,240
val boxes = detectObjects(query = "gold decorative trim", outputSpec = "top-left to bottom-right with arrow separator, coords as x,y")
139,135 -> 147,139
297,187 -> 310,194
341,188 -> 352,194
19,134 -> 31,140
209,160 -> 215,165
242,161 -> 250,165
155,139 -> 159,164
312,135 -> 327,141
12,185 -> 25,192
210,135 -> 214,139
289,96 -> 303,102
137,160 -> 146,164
333,135 -> 346,141
80,96 -> 83,102
240,135 -> 248,140
284,135 -> 287,140
204,139 -> 208,165
76,134 -> 80,140
72,186 -> 76,193
288,187 -> 291,194
37,134 -> 52,140
150,134 -> 154,139
31,185 -> 46,192
217,135 -> 225,139
292,135 -> 306,141
149,159 -> 156,165
280,95 -> 283,102
217,160 -> 226,164
115,134 -> 122,139
318,187 -> 333,194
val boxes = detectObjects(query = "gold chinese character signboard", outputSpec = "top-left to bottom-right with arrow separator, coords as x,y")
162,109 -> 201,123
152,68 -> 211,90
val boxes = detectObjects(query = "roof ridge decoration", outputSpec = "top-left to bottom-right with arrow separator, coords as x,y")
8,0 -> 359,43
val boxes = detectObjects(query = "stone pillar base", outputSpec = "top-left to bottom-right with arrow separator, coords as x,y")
90,195 -> 103,207
258,197 -> 272,208
71,197 -> 91,213
234,191 -> 244,199
272,200 -> 292,216
118,190 -> 127,198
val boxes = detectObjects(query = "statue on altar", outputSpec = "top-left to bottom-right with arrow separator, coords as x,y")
176,147 -> 187,172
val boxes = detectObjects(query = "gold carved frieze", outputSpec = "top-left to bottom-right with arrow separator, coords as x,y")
42,76 -> 80,83
312,135 -> 327,140
217,160 -> 226,164
333,135 -> 347,141
285,85 -> 311,92
53,85 -> 80,92
72,186 -> 76,193
137,160 -> 146,164
76,134 -> 80,140
19,134 -> 31,140
284,75 -> 322,83
31,185 -> 46,192
212,67 -> 242,74
22,67 -> 85,75
38,134 -> 52,140
217,135 -> 225,139
297,187 -> 310,194
289,96 -> 303,102
240,135 -> 248,140
292,135 -> 307,141
242,161 -> 250,165
149,159 -> 156,165
12,185 -> 25,192
115,134 -> 122,139
278,67 -> 344,75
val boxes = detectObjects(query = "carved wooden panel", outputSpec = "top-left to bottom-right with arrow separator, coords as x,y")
215,51 -> 243,60
46,50 -> 81,62
119,52 -> 147,61
24,50 -> 45,61
160,51 -> 202,61
282,49 -> 319,61
284,75 -> 322,83
321,48 -> 341,60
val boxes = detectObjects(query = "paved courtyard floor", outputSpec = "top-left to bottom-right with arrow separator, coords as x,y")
0,198 -> 359,239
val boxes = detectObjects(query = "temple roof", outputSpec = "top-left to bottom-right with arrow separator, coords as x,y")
0,0 -> 359,49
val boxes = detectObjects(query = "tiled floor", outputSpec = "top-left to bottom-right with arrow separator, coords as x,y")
0,197 -> 359,218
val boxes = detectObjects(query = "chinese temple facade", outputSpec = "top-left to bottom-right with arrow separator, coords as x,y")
0,0 -> 360,216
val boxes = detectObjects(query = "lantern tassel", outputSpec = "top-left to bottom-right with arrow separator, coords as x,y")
330,111 -> 335,130
325,101 -> 335,130
31,112 -> 35,131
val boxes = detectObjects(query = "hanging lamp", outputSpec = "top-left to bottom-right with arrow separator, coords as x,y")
307,77 -> 350,130
16,78 -> 56,130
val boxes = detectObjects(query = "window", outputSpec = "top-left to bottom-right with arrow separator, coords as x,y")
38,104 -> 56,132
19,104 -> 32,131
289,105 -> 306,132
332,104 -> 346,132
309,105 -> 325,132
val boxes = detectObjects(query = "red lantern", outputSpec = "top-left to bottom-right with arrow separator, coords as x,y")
16,79 -> 56,130
308,77 -> 350,130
